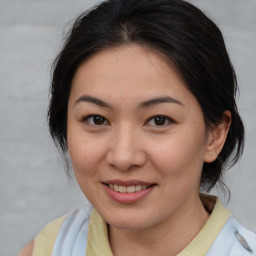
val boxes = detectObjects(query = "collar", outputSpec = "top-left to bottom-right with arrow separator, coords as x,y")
177,194 -> 231,255
86,194 -> 231,256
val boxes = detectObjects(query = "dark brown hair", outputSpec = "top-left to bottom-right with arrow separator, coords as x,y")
48,0 -> 244,191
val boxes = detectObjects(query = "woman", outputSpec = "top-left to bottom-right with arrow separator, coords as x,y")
20,0 -> 256,255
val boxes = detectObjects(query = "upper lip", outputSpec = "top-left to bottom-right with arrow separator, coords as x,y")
102,179 -> 155,186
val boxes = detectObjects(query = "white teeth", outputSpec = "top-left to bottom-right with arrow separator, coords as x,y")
119,186 -> 127,193
136,185 -> 143,191
127,185 -> 135,193
108,184 -> 149,193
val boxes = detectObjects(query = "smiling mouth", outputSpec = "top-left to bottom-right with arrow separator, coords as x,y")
106,184 -> 153,193
102,182 -> 157,193
102,181 -> 157,203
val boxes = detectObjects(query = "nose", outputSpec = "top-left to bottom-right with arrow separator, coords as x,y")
106,126 -> 146,171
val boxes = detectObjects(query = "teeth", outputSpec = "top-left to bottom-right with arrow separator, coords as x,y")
119,186 -> 127,193
108,184 -> 149,193
127,185 -> 135,193
136,185 -> 143,191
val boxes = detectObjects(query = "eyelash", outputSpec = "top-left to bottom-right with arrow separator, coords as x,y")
81,114 -> 110,126
81,114 -> 175,127
145,115 -> 175,127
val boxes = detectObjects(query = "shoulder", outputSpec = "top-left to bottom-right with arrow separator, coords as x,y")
229,217 -> 256,255
18,240 -> 34,256
32,214 -> 66,256
207,216 -> 256,255
18,215 -> 65,256
18,214 -> 66,256
33,206 -> 91,256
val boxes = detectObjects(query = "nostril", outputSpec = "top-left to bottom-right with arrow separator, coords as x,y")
106,147 -> 146,171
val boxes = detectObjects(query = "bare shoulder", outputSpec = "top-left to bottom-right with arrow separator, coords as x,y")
18,240 -> 34,256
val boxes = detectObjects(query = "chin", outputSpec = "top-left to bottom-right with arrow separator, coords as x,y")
104,210 -> 155,231
111,219 -> 149,231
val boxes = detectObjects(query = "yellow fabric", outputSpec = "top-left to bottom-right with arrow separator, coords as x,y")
32,215 -> 65,256
177,195 -> 231,255
86,195 -> 231,256
32,195 -> 231,256
86,209 -> 113,256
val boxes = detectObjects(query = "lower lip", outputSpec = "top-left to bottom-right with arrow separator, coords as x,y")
104,184 -> 156,204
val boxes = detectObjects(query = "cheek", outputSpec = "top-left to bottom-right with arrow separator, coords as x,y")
149,130 -> 206,181
67,130 -> 107,177
67,135 -> 107,202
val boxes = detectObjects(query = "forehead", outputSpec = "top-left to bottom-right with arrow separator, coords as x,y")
69,44 -> 196,107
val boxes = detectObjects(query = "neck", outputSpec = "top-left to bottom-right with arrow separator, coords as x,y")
108,194 -> 209,256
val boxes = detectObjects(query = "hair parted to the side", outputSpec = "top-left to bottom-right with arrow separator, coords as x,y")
48,0 -> 244,191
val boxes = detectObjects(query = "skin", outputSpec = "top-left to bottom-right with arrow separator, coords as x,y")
18,240 -> 33,256
19,44 -> 230,256
67,44 -> 230,256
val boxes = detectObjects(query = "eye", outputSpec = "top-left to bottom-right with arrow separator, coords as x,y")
82,114 -> 109,126
145,115 -> 174,127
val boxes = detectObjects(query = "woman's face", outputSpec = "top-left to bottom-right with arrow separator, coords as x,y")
67,45 -> 213,230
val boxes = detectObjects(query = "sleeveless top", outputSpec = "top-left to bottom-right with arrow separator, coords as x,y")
32,195 -> 256,256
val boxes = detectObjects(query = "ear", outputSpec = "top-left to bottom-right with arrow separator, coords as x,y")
204,111 -> 231,163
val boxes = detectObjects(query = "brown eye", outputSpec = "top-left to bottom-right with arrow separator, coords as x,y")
154,116 -> 166,126
146,115 -> 174,127
83,115 -> 109,126
93,116 -> 105,125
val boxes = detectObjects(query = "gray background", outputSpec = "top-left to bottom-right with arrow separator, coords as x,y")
0,0 -> 255,255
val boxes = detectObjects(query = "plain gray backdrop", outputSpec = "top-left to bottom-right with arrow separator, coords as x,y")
0,0 -> 255,255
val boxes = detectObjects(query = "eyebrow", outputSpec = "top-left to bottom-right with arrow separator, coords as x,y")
74,95 -> 113,108
139,96 -> 183,108
74,95 -> 183,109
